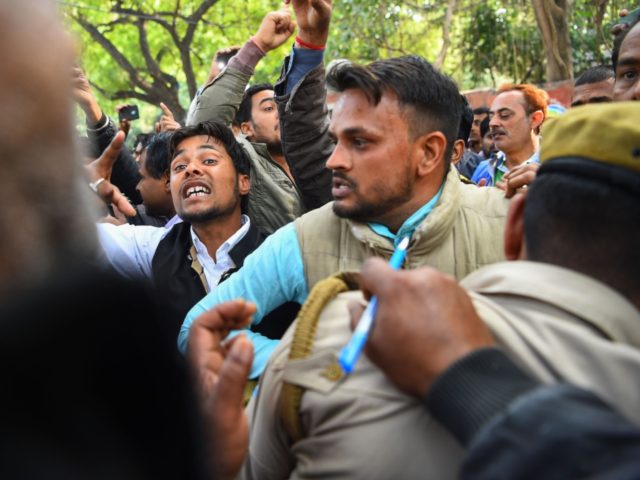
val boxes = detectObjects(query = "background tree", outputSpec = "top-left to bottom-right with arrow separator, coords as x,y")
62,0 -> 627,128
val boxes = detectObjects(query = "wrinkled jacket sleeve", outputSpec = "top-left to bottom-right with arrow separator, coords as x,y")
275,59 -> 333,211
426,348 -> 640,479
86,115 -> 142,204
186,66 -> 252,127
463,385 -> 640,479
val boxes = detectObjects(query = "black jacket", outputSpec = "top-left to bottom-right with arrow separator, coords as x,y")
151,222 -> 299,339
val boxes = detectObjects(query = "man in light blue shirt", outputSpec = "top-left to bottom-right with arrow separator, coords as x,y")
179,0 -> 509,378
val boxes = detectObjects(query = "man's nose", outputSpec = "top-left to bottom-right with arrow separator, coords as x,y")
325,142 -> 350,171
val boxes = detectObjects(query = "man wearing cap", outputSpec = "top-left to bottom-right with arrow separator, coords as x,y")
351,100 -> 640,477
188,102 -> 640,478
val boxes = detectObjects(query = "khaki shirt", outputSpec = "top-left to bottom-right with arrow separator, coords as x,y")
241,261 -> 640,478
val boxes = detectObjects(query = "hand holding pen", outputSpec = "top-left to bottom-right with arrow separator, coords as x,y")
339,236 -> 411,374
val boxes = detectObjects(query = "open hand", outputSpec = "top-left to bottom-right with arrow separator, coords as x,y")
85,131 -> 137,217
188,300 -> 255,480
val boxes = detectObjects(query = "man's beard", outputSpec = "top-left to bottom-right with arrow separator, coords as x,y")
179,184 -> 241,224
331,170 -> 414,224
264,137 -> 283,156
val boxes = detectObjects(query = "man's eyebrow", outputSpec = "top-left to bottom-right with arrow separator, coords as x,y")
196,144 -> 218,151
342,126 -> 371,136
490,107 -> 514,115
172,144 -> 220,160
616,57 -> 640,69
259,97 -> 276,105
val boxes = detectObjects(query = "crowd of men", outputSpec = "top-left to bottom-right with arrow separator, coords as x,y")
2,0 -> 640,478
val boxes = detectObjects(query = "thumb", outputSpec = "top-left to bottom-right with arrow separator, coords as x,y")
478,178 -> 487,187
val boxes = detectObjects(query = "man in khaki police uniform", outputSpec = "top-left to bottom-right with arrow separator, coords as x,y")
187,101 -> 640,479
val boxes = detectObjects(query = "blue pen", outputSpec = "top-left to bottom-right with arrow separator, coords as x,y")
338,236 -> 411,374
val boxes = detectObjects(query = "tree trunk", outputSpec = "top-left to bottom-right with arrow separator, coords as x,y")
532,0 -> 573,81
435,0 -> 458,69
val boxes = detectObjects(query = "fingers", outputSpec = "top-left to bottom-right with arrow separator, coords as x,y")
187,301 -> 255,406
214,335 -> 253,408
358,257 -> 394,299
503,163 -> 538,198
477,178 -> 487,187
105,183 -> 136,217
311,0 -> 332,15
190,300 -> 256,353
159,102 -> 174,119
347,299 -> 366,331
96,130 -> 125,175
91,179 -> 136,217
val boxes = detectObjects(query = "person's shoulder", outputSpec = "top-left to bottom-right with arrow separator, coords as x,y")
458,182 -> 509,216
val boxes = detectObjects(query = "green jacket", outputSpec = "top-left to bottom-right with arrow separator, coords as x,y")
186,65 -> 303,235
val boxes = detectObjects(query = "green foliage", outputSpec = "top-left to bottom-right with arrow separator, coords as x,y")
62,0 -> 627,128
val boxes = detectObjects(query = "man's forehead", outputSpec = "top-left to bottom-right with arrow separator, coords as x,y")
330,89 -> 402,134
573,79 -> 614,98
619,22 -> 640,62
491,90 -> 526,112
175,135 -> 226,154
251,89 -> 275,105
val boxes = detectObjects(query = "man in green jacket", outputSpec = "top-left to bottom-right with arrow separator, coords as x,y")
186,7 -> 317,234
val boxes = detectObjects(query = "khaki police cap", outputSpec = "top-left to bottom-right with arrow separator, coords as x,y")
540,101 -> 640,174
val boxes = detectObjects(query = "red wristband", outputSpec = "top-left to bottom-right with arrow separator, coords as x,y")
295,36 -> 326,51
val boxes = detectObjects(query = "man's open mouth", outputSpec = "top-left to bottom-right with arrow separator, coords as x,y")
183,183 -> 211,199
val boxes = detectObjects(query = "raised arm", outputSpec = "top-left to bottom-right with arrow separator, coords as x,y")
73,68 -> 142,204
275,0 -> 334,210
186,7 -> 295,127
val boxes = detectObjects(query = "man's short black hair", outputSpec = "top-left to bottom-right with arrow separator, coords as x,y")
612,19 -> 640,70
168,122 -> 250,177
458,95 -> 473,141
574,66 -> 614,87
326,55 -> 462,169
472,106 -> 490,116
524,167 -> 640,300
143,132 -> 172,179
135,133 -> 153,149
480,116 -> 491,139
233,83 -> 274,126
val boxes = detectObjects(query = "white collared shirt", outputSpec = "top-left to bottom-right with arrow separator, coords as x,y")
97,215 -> 251,290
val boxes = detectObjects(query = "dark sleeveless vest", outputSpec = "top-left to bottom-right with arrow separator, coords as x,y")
151,222 -> 299,339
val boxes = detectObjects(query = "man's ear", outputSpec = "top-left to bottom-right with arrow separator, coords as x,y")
238,173 -> 250,196
240,121 -> 254,139
415,131 -> 447,178
531,110 -> 544,131
451,139 -> 465,165
163,171 -> 171,193
504,192 -> 527,260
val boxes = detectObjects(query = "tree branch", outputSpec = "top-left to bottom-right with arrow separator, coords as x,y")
435,0 -> 458,69
72,14 -> 150,93
136,18 -> 179,96
180,0 -> 219,97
